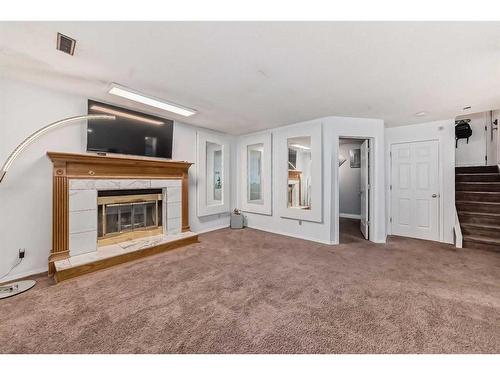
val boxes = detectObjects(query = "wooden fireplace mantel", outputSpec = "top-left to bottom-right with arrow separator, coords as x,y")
47,152 -> 193,275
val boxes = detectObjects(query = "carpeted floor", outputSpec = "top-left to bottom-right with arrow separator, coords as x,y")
339,217 -> 365,243
0,223 -> 499,353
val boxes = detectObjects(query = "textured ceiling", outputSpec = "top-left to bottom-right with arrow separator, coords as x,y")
1,22 -> 500,134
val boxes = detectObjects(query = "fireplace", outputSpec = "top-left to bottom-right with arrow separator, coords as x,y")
47,151 -> 196,281
97,189 -> 164,246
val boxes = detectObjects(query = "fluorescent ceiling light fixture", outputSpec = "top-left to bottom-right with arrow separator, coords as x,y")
108,84 -> 197,117
90,105 -> 164,126
290,144 -> 311,150
415,111 -> 426,117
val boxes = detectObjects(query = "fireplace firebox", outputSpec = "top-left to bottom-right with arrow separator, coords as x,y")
97,189 -> 163,246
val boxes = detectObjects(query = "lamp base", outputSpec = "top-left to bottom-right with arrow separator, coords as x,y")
0,280 -> 36,299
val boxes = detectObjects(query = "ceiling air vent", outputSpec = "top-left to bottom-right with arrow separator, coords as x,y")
56,33 -> 76,55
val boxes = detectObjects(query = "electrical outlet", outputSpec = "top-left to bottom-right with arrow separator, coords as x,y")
19,248 -> 25,259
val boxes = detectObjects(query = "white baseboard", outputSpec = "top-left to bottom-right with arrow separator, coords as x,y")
339,213 -> 361,219
0,266 -> 48,284
195,224 -> 230,235
372,236 -> 387,244
245,225 -> 334,245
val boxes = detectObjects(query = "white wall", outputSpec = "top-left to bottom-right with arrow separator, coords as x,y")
173,123 -> 233,234
238,120 -> 332,244
455,112 -> 488,167
455,110 -> 499,167
236,116 -> 386,245
339,143 -> 361,217
0,77 -> 230,282
385,119 -> 455,244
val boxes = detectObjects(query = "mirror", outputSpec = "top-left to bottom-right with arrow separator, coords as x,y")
197,132 -> 230,217
278,121 -> 321,222
206,141 -> 223,205
247,143 -> 263,203
287,136 -> 312,210
239,132 -> 272,215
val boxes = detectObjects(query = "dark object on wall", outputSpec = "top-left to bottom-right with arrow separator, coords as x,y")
455,119 -> 472,148
87,100 -> 174,159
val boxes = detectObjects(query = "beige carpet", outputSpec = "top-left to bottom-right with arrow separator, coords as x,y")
0,222 -> 499,353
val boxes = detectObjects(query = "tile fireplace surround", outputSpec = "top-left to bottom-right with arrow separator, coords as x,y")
68,178 -> 182,256
47,152 -> 198,282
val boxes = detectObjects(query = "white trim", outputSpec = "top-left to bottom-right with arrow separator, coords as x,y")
246,225 -> 334,245
372,236 -> 387,244
454,208 -> 463,248
195,224 -> 230,235
239,132 -> 272,215
340,213 -> 361,219
196,131 -> 231,217
0,266 -> 47,283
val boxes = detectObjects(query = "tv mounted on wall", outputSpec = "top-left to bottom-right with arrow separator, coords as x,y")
86,100 -> 174,159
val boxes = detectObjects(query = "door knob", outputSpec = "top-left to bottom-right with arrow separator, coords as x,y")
432,194 -> 439,198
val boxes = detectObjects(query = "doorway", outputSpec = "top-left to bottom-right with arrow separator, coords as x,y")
338,138 -> 370,243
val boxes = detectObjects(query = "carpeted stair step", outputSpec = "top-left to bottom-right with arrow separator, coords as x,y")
456,182 -> 500,192
462,235 -> 500,252
456,166 -> 498,174
458,211 -> 500,226
461,223 -> 500,239
456,191 -> 500,203
456,201 -> 500,214
455,165 -> 500,253
455,173 -> 500,182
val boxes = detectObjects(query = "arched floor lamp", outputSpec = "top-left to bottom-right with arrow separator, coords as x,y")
0,114 -> 115,299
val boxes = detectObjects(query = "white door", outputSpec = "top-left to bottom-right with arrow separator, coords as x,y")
360,140 -> 369,239
391,141 -> 439,241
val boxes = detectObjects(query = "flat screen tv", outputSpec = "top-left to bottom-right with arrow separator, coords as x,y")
87,100 -> 174,159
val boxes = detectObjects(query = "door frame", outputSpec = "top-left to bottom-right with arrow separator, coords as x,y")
335,136 -> 375,243
388,139 -> 443,242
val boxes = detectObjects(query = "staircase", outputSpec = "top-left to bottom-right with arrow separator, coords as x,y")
456,165 -> 500,252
